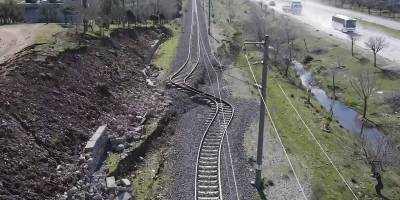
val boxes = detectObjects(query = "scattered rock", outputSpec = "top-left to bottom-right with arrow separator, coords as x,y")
115,191 -> 132,200
115,144 -> 125,152
121,179 -> 131,187
146,79 -> 156,87
134,125 -> 144,133
111,137 -> 126,146
132,134 -> 141,141
106,177 -> 117,189
141,69 -> 147,76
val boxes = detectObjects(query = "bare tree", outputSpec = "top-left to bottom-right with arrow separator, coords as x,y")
251,11 -> 267,42
365,36 -> 388,68
349,33 -> 358,57
270,26 -> 286,65
360,133 -> 393,197
325,62 -> 340,132
227,0 -> 235,23
280,20 -> 297,78
282,39 -> 296,78
351,68 -> 377,133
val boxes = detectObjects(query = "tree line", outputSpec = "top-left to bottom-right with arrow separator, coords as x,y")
76,0 -> 182,33
0,0 -> 22,25
319,0 -> 400,16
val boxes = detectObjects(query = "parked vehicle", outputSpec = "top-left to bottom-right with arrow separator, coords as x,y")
332,14 -> 357,32
282,0 -> 302,15
269,1 -> 276,6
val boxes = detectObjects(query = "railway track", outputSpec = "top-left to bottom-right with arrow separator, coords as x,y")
169,0 -> 235,199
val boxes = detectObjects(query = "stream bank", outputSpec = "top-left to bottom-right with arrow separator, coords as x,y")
292,61 -> 399,156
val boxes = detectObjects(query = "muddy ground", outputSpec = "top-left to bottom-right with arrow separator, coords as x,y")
0,28 -> 168,200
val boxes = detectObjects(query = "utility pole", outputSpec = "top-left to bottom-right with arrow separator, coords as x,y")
208,0 -> 211,34
245,35 -> 270,189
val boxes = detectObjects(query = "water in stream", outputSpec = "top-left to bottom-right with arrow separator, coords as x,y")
292,61 -> 390,151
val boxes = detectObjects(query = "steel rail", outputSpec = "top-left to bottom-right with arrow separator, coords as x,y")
168,0 -> 236,199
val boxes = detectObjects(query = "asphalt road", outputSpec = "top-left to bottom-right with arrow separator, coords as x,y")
263,0 -> 400,65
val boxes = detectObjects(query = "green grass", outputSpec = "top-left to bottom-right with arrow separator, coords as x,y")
358,19 -> 400,39
238,51 -> 400,199
291,22 -> 400,145
105,153 -> 123,176
153,20 -> 181,70
32,23 -> 80,52
343,6 -> 400,22
131,151 -> 164,200
34,23 -> 63,44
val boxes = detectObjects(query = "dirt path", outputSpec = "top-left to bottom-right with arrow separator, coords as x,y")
0,24 -> 44,63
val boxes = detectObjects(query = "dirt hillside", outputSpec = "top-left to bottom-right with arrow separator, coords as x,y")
0,28 -> 167,200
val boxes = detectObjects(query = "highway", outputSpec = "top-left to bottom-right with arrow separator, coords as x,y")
264,0 -> 400,66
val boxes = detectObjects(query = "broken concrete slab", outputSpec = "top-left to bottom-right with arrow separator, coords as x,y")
121,179 -> 131,187
106,177 -> 117,189
115,192 -> 132,200
84,125 -> 109,173
146,79 -> 155,87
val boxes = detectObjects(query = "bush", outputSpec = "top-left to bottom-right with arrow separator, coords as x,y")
0,0 -> 23,24
302,55 -> 314,65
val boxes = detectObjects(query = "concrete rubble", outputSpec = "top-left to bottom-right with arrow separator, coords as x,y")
58,68 -> 172,200
106,176 -> 117,189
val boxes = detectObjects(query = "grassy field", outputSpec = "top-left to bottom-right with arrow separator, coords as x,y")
290,21 -> 400,145
358,19 -> 400,39
328,3 -> 400,22
238,51 -> 400,199
153,20 -> 182,70
32,23 -> 81,53
34,23 -> 63,44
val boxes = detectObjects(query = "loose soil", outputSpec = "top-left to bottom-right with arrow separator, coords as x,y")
0,24 -> 45,63
0,28 -> 168,200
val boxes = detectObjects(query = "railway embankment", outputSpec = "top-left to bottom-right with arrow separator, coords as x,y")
0,27 -> 172,199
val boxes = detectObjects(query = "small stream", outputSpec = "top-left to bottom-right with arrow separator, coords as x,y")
292,61 -> 388,151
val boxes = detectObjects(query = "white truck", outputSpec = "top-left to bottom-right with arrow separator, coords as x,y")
282,0 -> 303,15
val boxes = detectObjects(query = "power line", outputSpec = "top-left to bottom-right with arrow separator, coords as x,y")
276,83 -> 359,200
245,54 -> 308,200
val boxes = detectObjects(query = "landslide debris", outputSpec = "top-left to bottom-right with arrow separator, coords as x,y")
0,28 -> 168,200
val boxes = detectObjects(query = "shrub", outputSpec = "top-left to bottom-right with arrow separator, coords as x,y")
302,55 -> 314,65
0,0 -> 23,24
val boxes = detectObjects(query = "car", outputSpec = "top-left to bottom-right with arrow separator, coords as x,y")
269,1 -> 276,6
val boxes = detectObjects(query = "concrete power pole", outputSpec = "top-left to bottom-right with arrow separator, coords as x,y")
245,35 -> 270,189
208,0 -> 211,34
255,35 -> 270,188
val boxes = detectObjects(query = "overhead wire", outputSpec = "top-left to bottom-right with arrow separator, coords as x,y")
245,54 -> 308,200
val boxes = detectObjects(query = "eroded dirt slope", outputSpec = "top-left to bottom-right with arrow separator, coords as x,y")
0,28 -> 166,200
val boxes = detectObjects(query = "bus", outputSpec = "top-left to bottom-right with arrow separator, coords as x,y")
283,0 -> 303,15
332,14 -> 357,33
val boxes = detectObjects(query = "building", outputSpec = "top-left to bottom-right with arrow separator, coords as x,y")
18,0 -> 81,23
